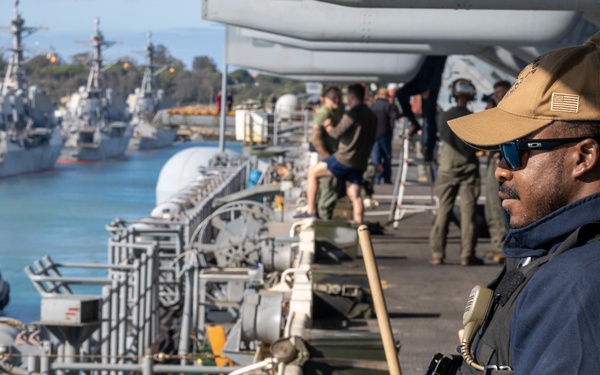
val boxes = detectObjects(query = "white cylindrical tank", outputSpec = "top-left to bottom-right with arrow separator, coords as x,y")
274,94 -> 299,115
155,146 -> 240,205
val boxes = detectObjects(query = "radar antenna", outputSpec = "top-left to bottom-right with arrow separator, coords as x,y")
85,17 -> 117,94
2,0 -> 46,95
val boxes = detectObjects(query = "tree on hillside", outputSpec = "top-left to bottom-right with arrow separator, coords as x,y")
0,52 -> 307,108
229,69 -> 252,85
154,44 -> 174,66
184,56 -> 222,105
104,60 -> 142,97
70,52 -> 91,65
171,70 -> 198,105
193,56 -> 219,73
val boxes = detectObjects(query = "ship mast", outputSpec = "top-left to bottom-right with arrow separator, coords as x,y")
2,0 -> 39,96
139,31 -> 155,98
85,18 -> 116,95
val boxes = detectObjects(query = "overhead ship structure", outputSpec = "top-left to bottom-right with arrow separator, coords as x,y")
202,0 -> 600,86
61,19 -> 132,161
0,0 -> 62,177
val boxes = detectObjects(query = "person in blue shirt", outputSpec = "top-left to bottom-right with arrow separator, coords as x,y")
370,88 -> 400,184
447,31 -> 600,375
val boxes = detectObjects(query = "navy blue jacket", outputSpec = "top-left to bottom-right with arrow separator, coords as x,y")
370,98 -> 398,139
504,192 -> 600,374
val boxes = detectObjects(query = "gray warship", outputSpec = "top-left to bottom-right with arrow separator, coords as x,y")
127,32 -> 178,150
0,0 -> 62,177
61,19 -> 132,161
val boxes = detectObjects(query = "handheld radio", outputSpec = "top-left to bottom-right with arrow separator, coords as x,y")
460,285 -> 494,371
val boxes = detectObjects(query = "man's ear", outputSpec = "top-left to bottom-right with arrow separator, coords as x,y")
572,139 -> 600,178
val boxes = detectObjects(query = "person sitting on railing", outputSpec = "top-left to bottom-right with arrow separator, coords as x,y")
295,84 -> 377,224
309,86 -> 345,220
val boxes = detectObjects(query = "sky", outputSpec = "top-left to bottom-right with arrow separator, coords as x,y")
0,0 -> 226,70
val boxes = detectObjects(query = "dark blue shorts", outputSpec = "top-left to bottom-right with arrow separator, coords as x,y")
323,155 -> 364,185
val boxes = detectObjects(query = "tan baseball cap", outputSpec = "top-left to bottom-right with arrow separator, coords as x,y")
448,31 -> 600,150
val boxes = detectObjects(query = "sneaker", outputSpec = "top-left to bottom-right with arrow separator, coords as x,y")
492,253 -> 506,264
460,256 -> 485,266
484,250 -> 506,264
429,257 -> 443,266
293,211 -> 317,219
371,198 -> 379,207
363,197 -> 379,209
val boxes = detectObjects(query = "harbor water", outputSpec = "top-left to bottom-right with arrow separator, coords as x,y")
0,140 -> 242,323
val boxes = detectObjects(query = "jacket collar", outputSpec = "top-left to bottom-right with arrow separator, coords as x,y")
504,192 -> 600,258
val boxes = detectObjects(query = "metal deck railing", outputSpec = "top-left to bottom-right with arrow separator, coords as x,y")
23,159 -> 253,374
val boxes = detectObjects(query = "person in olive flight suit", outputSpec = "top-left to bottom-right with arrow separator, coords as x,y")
429,79 -> 483,266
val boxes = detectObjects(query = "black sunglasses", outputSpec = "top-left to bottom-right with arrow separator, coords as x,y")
499,137 -> 599,171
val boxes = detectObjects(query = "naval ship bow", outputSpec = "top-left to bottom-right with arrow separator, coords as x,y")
0,0 -> 62,177
61,18 -> 132,161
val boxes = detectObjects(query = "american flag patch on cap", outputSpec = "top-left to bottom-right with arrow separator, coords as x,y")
551,93 -> 579,113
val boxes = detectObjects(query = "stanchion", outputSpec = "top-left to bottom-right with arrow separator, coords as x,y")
357,225 -> 402,375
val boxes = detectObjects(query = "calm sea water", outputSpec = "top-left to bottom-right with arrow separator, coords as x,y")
0,140 -> 242,323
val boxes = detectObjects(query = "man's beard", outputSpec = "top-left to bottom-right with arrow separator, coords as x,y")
500,163 -> 568,229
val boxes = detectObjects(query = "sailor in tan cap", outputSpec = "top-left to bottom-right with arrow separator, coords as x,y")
439,32 -> 600,375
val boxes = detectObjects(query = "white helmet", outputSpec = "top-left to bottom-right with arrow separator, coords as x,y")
450,79 -> 476,101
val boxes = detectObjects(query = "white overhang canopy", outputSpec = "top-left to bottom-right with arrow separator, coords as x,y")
317,0 -> 600,11
227,28 -> 424,83
203,0 -> 581,45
